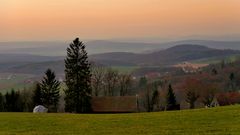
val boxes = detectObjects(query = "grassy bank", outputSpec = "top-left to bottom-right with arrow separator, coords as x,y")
0,105 -> 239,135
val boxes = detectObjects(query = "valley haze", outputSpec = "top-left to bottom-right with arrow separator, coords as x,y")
1,40 -> 240,56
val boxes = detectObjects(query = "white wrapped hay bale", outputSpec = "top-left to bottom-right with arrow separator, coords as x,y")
33,105 -> 48,113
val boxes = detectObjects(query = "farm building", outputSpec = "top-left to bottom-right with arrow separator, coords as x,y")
91,96 -> 139,113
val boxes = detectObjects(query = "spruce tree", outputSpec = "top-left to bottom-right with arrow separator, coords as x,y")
0,93 -> 4,112
64,38 -> 92,113
151,89 -> 159,110
139,77 -> 148,89
4,92 -> 10,111
166,84 -> 177,110
229,72 -> 235,91
32,82 -> 43,106
40,69 -> 60,112
5,89 -> 22,112
10,89 -> 21,112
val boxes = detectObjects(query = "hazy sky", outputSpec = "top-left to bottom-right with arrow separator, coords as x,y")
1,0 -> 240,41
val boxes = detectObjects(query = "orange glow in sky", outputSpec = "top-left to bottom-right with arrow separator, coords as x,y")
1,0 -> 240,41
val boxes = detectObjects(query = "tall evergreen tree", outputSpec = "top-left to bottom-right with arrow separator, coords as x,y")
139,77 -> 148,89
4,92 -> 10,111
151,89 -> 159,110
0,93 -> 4,112
229,72 -> 235,91
64,38 -> 92,113
32,82 -> 43,106
10,89 -> 21,112
40,69 -> 60,112
5,89 -> 22,112
166,84 -> 177,110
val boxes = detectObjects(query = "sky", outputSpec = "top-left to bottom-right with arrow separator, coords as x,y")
1,0 -> 240,41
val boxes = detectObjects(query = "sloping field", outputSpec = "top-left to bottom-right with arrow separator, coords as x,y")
0,105 -> 240,135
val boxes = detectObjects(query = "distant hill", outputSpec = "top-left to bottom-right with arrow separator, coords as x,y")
0,54 -> 63,63
168,40 -> 240,50
1,60 -> 65,75
1,40 -> 240,56
90,44 -> 240,66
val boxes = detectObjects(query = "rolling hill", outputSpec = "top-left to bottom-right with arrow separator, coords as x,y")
0,54 -> 63,63
90,44 -> 240,66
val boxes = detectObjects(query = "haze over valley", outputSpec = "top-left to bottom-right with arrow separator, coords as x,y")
1,40 -> 240,56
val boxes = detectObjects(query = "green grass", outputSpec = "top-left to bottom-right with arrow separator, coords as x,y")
0,105 -> 240,134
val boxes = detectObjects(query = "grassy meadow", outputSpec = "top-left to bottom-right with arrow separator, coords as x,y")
0,105 -> 239,135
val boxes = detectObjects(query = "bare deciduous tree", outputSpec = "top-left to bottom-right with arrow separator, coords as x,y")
91,65 -> 106,96
185,90 -> 199,109
119,74 -> 132,96
183,78 -> 201,109
104,68 -> 119,96
200,84 -> 217,107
